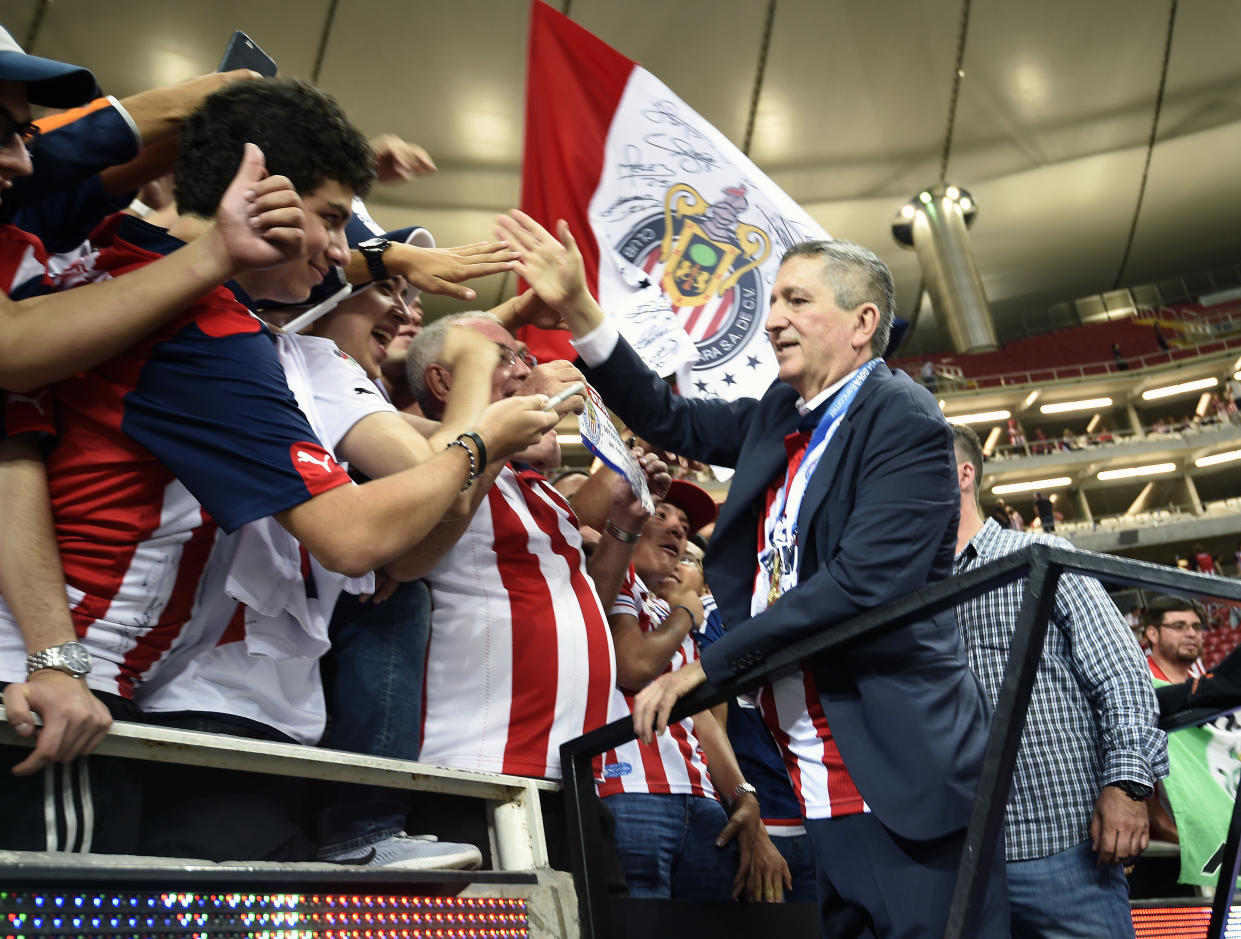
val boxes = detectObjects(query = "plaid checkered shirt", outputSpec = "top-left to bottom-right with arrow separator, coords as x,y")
954,519 -> 1169,861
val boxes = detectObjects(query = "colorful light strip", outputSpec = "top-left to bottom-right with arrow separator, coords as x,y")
2,891 -> 529,938
1131,904 -> 1241,939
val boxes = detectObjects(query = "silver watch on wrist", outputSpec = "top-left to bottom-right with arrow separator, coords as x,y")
728,781 -> 758,809
26,640 -> 93,679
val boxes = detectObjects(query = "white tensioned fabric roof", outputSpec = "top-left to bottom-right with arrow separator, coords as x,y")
4,0 -> 1239,353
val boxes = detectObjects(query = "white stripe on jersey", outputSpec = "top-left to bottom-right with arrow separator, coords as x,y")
421,466 -> 620,780
136,330 -> 390,743
758,674 -> 869,820
0,479 -> 215,696
597,570 -> 716,800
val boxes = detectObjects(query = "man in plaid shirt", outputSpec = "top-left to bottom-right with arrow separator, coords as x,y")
951,425 -> 1167,938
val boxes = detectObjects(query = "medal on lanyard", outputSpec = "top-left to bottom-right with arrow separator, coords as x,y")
761,359 -> 882,607
767,548 -> 782,606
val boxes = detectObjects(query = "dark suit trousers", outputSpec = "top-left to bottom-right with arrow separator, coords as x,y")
805,813 -> 1010,938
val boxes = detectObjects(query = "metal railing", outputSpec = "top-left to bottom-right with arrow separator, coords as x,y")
559,545 -> 1241,939
986,416 -> 1240,463
916,326 -> 1241,392
0,713 -> 557,873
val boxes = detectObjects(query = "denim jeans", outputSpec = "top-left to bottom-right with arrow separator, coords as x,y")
1008,841 -> 1134,939
603,792 -> 738,900
316,579 -> 431,854
769,831 -> 818,904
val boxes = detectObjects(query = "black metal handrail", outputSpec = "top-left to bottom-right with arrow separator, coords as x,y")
560,544 -> 1241,939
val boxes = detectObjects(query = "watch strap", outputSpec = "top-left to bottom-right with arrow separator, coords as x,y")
26,641 -> 92,678
728,781 -> 758,809
359,238 -> 391,283
1110,780 -> 1153,802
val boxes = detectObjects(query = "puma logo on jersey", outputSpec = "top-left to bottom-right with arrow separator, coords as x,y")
296,450 -> 333,473
7,391 -> 47,415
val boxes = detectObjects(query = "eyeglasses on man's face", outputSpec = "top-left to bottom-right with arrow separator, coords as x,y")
495,343 -> 537,370
1158,617 -> 1203,634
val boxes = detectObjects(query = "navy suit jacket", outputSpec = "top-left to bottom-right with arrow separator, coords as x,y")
582,337 -> 991,841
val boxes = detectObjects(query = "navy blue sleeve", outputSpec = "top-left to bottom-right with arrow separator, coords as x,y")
580,335 -> 764,468
120,321 -> 352,533
0,104 -> 137,221
11,177 -> 132,254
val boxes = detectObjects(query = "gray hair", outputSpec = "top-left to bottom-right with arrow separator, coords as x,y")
405,311 -> 504,414
951,423 -> 984,504
781,239 -> 896,357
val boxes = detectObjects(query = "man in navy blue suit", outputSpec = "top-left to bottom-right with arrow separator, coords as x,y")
498,210 -> 1009,936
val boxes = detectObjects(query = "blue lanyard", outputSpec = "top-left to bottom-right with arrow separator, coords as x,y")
769,358 -> 882,544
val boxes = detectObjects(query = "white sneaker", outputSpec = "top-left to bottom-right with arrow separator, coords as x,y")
322,832 -> 482,871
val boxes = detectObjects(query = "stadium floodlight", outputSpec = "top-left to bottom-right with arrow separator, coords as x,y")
1140,377 -> 1218,400
1096,462 -> 1176,481
1039,397 -> 1112,415
991,477 -> 1072,495
1195,449 -> 1241,468
945,409 -> 1011,425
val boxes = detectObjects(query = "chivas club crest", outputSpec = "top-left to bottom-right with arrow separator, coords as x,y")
659,184 -> 769,307
615,184 -> 772,368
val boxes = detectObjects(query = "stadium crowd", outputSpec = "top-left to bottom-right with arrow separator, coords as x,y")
0,29 -> 1236,939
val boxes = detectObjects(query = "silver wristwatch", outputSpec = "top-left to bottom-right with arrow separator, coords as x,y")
728,781 -> 758,809
26,640 -> 93,679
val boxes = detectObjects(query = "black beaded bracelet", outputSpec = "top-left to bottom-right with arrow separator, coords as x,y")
445,438 -> 477,491
458,431 -> 488,475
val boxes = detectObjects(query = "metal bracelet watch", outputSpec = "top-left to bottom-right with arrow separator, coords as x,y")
1109,780 -> 1153,802
357,236 -> 392,283
728,781 -> 758,810
26,640 -> 93,679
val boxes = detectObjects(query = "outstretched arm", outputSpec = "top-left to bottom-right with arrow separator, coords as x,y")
343,241 -> 518,303
277,394 -> 570,579
496,209 -> 757,466
0,143 -> 305,391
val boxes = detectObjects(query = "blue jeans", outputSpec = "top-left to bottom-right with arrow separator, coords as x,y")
603,792 -> 738,900
316,579 -> 431,854
770,831 -> 818,904
1008,841 -> 1134,938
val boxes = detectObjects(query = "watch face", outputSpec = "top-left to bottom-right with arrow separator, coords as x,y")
61,642 -> 92,674
359,237 -> 390,253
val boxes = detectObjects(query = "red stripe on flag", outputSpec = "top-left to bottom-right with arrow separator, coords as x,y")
701,290 -> 734,339
517,1 -> 635,365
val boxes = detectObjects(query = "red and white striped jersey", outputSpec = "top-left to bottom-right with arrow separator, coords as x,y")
0,223 -> 53,301
0,217 -> 352,699
135,333 -> 393,743
595,569 -> 717,800
750,428 -> 868,821
420,465 -> 621,780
